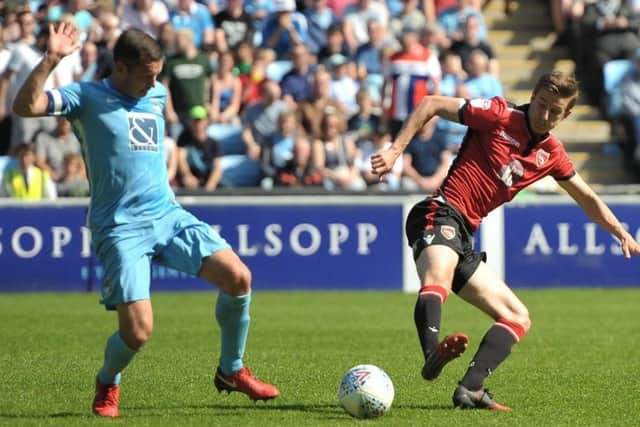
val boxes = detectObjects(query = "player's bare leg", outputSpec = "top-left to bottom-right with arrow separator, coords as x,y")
414,245 -> 468,380
454,262 -> 531,410
199,249 -> 279,401
93,300 -> 153,417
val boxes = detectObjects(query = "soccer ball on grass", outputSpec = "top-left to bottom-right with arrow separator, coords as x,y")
338,364 -> 394,419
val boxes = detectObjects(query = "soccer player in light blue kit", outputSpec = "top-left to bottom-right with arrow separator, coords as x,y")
13,23 -> 279,417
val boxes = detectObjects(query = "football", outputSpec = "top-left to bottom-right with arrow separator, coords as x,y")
338,364 -> 395,419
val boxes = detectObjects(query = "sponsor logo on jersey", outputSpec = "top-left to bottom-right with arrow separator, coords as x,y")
128,112 -> 159,152
440,225 -> 456,240
497,159 -> 524,187
536,149 -> 550,168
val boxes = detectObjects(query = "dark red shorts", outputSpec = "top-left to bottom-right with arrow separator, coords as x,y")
405,194 -> 485,294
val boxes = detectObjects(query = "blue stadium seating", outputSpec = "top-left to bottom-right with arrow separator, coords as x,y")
220,154 -> 262,187
207,123 -> 245,155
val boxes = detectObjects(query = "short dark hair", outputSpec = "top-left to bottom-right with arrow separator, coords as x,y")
113,29 -> 163,67
533,71 -> 580,110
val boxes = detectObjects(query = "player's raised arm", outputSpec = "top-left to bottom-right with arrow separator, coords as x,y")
558,173 -> 640,259
371,95 -> 464,177
12,22 -> 80,118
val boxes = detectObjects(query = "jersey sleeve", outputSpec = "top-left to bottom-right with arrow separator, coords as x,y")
44,82 -> 83,118
459,96 -> 510,132
550,146 -> 576,181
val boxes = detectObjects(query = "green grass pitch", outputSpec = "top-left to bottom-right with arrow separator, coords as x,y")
1,289 -> 639,426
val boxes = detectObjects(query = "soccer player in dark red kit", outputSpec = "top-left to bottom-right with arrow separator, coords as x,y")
371,71 -> 640,410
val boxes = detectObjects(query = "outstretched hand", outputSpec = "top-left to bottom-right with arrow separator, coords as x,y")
620,232 -> 640,259
370,146 -> 399,180
47,22 -> 81,61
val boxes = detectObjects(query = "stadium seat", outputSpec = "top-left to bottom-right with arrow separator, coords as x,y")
220,154 -> 262,187
207,123 -> 245,155
266,60 -> 293,83
603,59 -> 633,118
0,156 -> 15,174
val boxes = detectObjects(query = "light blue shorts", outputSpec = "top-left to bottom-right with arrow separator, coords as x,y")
93,207 -> 230,310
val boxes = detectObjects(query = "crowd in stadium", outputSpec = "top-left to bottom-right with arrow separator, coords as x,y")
3,0 -> 640,199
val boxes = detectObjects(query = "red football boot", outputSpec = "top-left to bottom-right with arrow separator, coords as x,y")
422,332 -> 469,380
92,379 -> 120,417
214,367 -> 280,401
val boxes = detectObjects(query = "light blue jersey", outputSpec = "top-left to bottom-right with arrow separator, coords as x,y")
46,79 -> 176,230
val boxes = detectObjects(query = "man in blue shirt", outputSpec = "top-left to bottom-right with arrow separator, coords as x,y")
12,23 -> 279,417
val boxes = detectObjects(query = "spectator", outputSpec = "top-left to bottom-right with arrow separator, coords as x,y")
450,13 -> 498,76
298,68 -> 347,139
389,0 -> 427,41
121,0 -> 170,38
439,49 -> 468,97
214,0 -> 255,52
342,0 -> 390,53
317,22 -> 352,64
0,25 -> 56,151
327,0 -> 357,18
304,0 -> 337,56
618,48 -> 640,164
177,105 -> 223,191
34,117 -> 82,182
464,49 -> 503,99
355,19 -> 388,76
235,42 -> 254,79
241,50 -> 272,107
348,88 -> 381,145
402,117 -> 452,192
356,125 -> 402,191
169,0 -> 215,48
157,22 -> 177,57
0,30 -> 12,154
281,44 -> 314,106
437,0 -> 487,42
383,26 -> 441,137
162,28 -> 214,135
312,111 -> 366,191
328,54 -> 360,114
75,41 -> 100,82
93,12 -> 121,79
582,0 -> 640,106
262,110 -> 312,187
261,0 -> 308,59
66,0 -> 93,40
56,153 -> 90,197
421,21 -> 451,58
241,80 -> 290,160
210,51 -> 242,124
1,143 -> 57,200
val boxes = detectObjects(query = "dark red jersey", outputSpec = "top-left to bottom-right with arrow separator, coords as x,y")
441,96 -> 575,231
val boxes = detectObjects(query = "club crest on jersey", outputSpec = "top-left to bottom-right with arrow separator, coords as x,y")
440,225 -> 456,240
128,112 -> 159,152
536,149 -> 550,168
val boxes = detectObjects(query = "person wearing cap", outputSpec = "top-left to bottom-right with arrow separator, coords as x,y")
261,0 -> 309,59
177,105 -> 223,191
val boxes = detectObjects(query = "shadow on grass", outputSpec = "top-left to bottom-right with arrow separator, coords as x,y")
0,402 -> 452,420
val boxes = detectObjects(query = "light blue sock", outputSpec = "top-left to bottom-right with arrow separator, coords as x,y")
215,292 -> 251,375
97,332 -> 137,385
